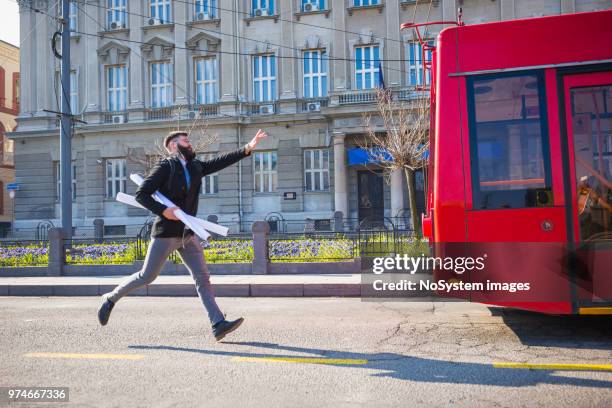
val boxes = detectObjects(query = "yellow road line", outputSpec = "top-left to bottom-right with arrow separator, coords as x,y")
493,362 -> 612,371
232,356 -> 368,365
23,352 -> 145,361
578,307 -> 612,315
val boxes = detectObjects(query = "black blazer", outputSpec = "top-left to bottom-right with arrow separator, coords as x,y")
135,147 -> 251,238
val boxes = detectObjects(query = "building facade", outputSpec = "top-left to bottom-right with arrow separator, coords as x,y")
9,0 -> 612,237
0,39 -> 18,237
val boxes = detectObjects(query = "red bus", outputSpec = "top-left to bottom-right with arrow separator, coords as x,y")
403,10 -> 612,315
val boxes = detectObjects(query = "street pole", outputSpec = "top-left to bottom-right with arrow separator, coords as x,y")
60,0 -> 72,240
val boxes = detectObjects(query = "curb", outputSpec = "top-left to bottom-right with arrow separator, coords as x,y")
0,283 -> 363,297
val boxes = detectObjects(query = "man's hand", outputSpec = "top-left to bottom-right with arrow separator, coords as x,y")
245,129 -> 268,154
162,206 -> 180,221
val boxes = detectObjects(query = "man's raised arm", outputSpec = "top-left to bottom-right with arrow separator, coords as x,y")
200,147 -> 252,177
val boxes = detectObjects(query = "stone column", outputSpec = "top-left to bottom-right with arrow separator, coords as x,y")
48,227 -> 66,277
251,221 -> 270,275
333,132 -> 348,217
331,0 -> 348,90
500,0 -> 516,21
84,1 -> 101,112
128,0 -> 145,110
442,0 -> 457,23
173,0 -> 188,106
93,218 -> 104,243
390,168 -> 404,218
560,0 -> 575,14
384,0 -> 401,87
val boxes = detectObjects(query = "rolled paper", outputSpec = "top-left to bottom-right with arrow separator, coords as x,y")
117,192 -> 228,238
125,173 -> 229,238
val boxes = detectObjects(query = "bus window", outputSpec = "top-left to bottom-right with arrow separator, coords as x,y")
467,72 -> 552,209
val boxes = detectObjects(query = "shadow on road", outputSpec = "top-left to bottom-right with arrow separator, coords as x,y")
129,342 -> 612,388
490,307 -> 612,350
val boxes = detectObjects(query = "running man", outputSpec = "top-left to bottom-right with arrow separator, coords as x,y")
98,129 -> 267,341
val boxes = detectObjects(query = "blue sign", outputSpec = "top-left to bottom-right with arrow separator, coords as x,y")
6,183 -> 20,191
347,147 -> 393,166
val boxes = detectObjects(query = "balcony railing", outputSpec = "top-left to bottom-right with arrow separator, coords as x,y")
147,107 -> 174,121
196,103 -> 219,117
242,101 -> 280,116
335,86 -> 429,105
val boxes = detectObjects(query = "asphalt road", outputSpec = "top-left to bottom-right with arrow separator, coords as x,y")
1,297 -> 611,408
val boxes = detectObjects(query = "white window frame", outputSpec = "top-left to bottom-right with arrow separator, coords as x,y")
150,61 -> 173,108
252,54 -> 277,102
195,57 -> 218,105
252,0 -> 273,15
198,153 -> 219,195
105,159 -> 127,198
303,50 -> 328,98
302,0 -> 325,12
55,161 -> 77,202
69,1 -> 77,31
354,0 -> 379,6
106,0 -> 127,29
355,45 -> 380,90
406,41 -> 433,87
194,0 -> 217,18
150,0 -> 172,23
304,149 -> 330,192
107,65 -> 127,112
253,151 -> 277,193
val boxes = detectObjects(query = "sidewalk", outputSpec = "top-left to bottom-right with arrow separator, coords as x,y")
0,274 -> 363,297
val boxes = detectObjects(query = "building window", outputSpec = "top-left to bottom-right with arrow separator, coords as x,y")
150,62 -> 173,108
304,149 -> 330,191
303,50 -> 328,98
106,159 -> 127,198
254,151 -> 277,192
355,45 -> 380,90
55,70 -> 78,114
253,54 -> 276,102
251,0 -> 274,16
55,161 -> 77,201
406,41 -> 432,87
150,0 -> 172,23
107,65 -> 127,112
194,0 -> 217,18
106,0 -> 127,29
69,1 -> 78,31
198,153 -> 219,195
353,0 -> 378,6
302,0 -> 325,11
195,58 -> 218,105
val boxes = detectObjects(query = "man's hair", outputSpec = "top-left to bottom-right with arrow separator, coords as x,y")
164,131 -> 188,149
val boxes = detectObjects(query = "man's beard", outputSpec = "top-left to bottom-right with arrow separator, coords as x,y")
177,144 -> 196,161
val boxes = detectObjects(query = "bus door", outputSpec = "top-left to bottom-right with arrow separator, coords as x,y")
463,70 -> 571,311
562,70 -> 612,307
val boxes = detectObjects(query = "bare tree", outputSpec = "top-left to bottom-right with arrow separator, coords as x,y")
360,88 -> 430,237
128,105 -> 219,174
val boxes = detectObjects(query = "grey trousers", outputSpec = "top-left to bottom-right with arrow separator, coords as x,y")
104,234 -> 225,325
